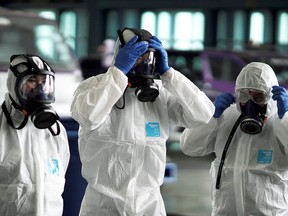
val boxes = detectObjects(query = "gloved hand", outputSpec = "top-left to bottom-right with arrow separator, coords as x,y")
114,36 -> 148,74
272,85 -> 288,119
148,36 -> 170,75
213,93 -> 235,118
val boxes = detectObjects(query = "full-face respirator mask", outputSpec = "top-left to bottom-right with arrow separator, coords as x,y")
1,54 -> 60,136
117,27 -> 159,102
239,100 -> 267,134
237,89 -> 269,135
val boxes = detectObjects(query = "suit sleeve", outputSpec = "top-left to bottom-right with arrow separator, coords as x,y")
70,66 -> 128,130
273,113 -> 288,153
161,68 -> 214,128
180,117 -> 218,156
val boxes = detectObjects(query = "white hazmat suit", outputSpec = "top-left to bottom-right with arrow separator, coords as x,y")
180,62 -> 288,215
0,55 -> 70,216
70,37 -> 214,215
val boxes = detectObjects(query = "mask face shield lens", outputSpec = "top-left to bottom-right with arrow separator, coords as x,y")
236,89 -> 269,105
17,73 -> 55,105
133,50 -> 156,78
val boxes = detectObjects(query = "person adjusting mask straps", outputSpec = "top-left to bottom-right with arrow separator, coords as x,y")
115,27 -> 164,102
180,62 -> 288,216
70,27 -> 214,216
0,54 -> 70,215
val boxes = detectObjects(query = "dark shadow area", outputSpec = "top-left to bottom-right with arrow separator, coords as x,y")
60,117 -> 87,216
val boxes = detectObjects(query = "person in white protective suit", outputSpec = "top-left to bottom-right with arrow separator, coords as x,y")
70,27 -> 214,216
97,38 -> 116,69
0,54 -> 70,216
180,62 -> 288,216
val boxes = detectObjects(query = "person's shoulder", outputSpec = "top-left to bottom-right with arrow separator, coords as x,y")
78,73 -> 106,89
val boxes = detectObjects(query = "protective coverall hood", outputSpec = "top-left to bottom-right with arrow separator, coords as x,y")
235,62 -> 278,117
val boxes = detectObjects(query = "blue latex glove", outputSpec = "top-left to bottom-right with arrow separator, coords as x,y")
213,93 -> 236,118
114,36 -> 148,74
148,36 -> 170,75
272,85 -> 288,119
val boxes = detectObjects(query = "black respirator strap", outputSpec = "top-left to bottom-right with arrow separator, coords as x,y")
9,54 -> 55,78
1,101 -> 28,130
9,62 -> 31,78
9,55 -> 38,77
117,27 -> 150,46
215,114 -> 243,189
48,121 -> 60,136
117,29 -> 127,46
115,86 -> 128,109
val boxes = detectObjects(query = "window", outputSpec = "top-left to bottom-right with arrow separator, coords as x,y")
106,11 -> 119,38
141,11 -> 205,50
217,10 -> 246,50
157,12 -> 171,48
209,55 -> 243,82
123,10 -> 140,29
216,11 -> 228,49
60,11 -> 77,50
249,12 -> 265,45
175,12 -> 204,50
233,11 -> 246,50
141,12 -> 157,35
38,11 -> 56,20
278,12 -> 288,44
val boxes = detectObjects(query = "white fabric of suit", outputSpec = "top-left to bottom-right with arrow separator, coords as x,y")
0,55 -> 70,216
180,62 -> 288,216
70,64 -> 214,215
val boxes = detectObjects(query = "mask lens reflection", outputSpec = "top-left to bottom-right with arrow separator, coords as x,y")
19,74 -> 55,103
133,51 -> 156,77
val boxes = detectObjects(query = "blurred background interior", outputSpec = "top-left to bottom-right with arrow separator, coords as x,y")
0,0 -> 288,215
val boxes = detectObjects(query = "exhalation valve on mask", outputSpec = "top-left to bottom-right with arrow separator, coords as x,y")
240,116 -> 264,134
240,100 -> 267,135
